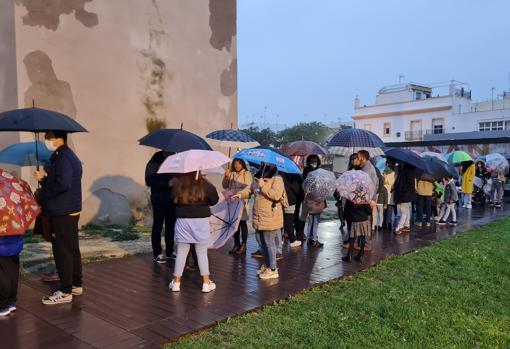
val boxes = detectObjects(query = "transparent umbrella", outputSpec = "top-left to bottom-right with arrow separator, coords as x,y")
302,168 -> 336,200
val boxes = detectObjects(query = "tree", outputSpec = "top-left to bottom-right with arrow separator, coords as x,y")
277,122 -> 330,146
241,127 -> 277,146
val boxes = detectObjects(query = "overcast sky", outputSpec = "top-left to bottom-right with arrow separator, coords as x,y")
237,0 -> 510,126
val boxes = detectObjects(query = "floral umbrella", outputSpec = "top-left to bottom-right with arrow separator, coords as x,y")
335,170 -> 375,205
0,168 -> 40,236
303,168 -> 336,200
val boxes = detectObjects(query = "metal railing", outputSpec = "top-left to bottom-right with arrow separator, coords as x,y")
404,130 -> 424,141
425,128 -> 445,135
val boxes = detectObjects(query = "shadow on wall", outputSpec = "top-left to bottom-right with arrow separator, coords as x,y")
81,175 -> 150,227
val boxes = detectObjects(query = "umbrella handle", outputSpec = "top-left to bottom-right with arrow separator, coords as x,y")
34,132 -> 40,172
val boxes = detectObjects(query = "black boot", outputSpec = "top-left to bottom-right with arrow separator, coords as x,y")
296,220 -> 306,241
342,238 -> 355,262
354,236 -> 365,262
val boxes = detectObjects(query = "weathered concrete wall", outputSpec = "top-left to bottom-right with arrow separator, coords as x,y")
0,0 -> 20,152
9,0 -> 237,225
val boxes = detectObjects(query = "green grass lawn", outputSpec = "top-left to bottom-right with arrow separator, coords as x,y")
166,218 -> 510,349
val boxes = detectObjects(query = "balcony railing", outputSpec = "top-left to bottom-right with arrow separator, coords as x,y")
404,130 -> 424,141
425,128 -> 445,135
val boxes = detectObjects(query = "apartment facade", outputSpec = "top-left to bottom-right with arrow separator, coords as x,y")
353,81 -> 510,156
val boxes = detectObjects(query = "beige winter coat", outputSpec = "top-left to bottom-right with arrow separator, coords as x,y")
383,170 -> 396,205
222,169 -> 253,220
239,175 -> 284,231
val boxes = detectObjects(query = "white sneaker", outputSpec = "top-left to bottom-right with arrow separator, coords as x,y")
259,268 -> 279,280
72,286 -> 83,296
154,254 -> 167,264
257,264 -> 267,275
0,307 -> 10,317
466,205 -> 472,209
462,204 -> 466,208
290,240 -> 302,248
42,291 -> 72,305
202,281 -> 216,293
169,280 -> 180,292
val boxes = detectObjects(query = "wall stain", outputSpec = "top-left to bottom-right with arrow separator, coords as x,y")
209,0 -> 236,52
15,0 -> 98,31
220,59 -> 237,96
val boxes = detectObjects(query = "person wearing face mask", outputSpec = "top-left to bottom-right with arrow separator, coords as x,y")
35,131 -> 83,305
295,155 -> 321,241
145,151 -> 177,263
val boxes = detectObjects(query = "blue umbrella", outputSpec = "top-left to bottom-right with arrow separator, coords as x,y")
234,147 -> 301,174
206,129 -> 257,143
385,148 -> 430,173
139,128 -> 212,152
0,107 -> 87,133
326,128 -> 385,157
0,141 -> 52,167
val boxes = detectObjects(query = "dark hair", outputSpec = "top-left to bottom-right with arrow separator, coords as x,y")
230,158 -> 247,172
348,153 -> 358,170
46,130 -> 68,143
255,163 -> 277,179
357,150 -> 370,161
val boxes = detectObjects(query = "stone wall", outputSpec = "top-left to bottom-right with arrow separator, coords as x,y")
3,0 -> 237,225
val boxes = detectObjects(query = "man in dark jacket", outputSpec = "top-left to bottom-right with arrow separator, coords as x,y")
145,151 -> 176,263
296,155 -> 321,240
392,162 -> 416,234
36,131 -> 83,305
280,172 -> 303,248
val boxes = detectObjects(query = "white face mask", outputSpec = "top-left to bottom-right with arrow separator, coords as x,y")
45,140 -> 58,152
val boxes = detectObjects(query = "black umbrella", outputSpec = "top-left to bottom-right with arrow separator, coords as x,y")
0,107 -> 87,132
0,107 -> 87,170
417,156 -> 451,181
139,128 -> 212,152
385,148 -> 430,173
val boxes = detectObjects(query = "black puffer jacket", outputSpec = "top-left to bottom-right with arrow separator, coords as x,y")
280,172 -> 303,206
393,163 -> 416,204
145,151 -> 175,205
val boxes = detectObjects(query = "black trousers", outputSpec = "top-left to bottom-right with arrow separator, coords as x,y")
233,220 -> 248,246
51,215 -> 82,294
283,213 -> 297,243
151,203 -> 176,258
0,255 -> 19,308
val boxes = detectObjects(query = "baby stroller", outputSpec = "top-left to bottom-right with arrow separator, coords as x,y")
472,176 -> 487,205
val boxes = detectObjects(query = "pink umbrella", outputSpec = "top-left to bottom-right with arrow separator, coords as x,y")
158,149 -> 230,174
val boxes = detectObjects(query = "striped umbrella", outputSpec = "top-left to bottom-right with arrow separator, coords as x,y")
326,128 -> 385,157
206,129 -> 259,156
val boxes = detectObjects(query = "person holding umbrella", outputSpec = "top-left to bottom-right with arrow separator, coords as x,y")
296,155 -> 321,241
222,158 -> 253,255
233,163 -> 285,280
145,151 -> 176,263
279,172 -> 303,248
393,162 -> 416,235
37,131 -> 84,305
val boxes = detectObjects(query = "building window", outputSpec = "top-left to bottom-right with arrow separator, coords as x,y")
432,118 -> 444,134
414,91 -> 422,100
479,121 -> 506,131
383,122 -> 391,136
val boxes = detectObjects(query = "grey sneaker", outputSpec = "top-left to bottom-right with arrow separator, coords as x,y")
169,280 -> 180,292
257,264 -> 267,275
290,240 -> 302,248
259,268 -> 279,280
202,281 -> 216,293
42,291 -> 72,305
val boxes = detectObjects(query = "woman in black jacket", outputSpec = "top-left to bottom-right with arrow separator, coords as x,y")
392,162 -> 416,234
168,172 -> 219,293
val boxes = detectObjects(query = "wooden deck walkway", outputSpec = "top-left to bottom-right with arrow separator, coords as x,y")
1,203 -> 509,349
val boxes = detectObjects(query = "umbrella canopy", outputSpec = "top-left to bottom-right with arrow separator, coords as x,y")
282,140 -> 328,156
206,129 -> 259,148
302,168 -> 336,200
158,149 -> 229,174
325,128 -> 385,157
0,107 -> 87,132
0,169 -> 40,237
420,151 -> 447,162
139,129 -> 212,153
208,199 -> 244,249
479,153 -> 509,172
417,156 -> 452,181
0,141 -> 52,167
234,147 -> 301,174
385,148 -> 430,173
446,151 -> 474,164
335,170 -> 375,205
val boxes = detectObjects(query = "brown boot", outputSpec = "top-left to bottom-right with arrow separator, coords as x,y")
235,244 -> 247,255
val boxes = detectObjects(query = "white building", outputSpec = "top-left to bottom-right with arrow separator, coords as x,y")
353,81 -> 510,156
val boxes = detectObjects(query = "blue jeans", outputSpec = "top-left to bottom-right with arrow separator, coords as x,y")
258,230 -> 278,270
307,213 -> 321,241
